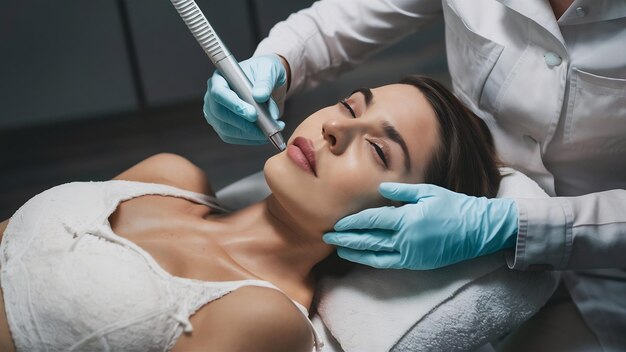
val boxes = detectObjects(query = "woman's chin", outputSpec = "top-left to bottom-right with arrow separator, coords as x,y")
264,155 -> 327,225
263,154 -> 283,194
264,152 -> 312,194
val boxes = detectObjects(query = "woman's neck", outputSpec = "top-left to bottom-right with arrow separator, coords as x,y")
202,195 -> 335,301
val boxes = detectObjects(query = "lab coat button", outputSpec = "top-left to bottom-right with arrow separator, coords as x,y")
575,7 -> 587,17
544,52 -> 562,67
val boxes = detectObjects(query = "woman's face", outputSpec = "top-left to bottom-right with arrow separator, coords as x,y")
264,83 -> 440,235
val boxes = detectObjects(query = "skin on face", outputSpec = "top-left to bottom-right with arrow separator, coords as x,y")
263,83 -> 441,238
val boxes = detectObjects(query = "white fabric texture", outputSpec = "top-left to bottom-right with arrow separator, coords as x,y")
393,265 -> 557,351
0,180 -> 321,352
315,169 -> 559,351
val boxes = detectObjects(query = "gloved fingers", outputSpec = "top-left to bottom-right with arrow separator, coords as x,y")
267,97 -> 282,122
379,182 -> 441,203
206,100 -> 265,140
210,71 -> 257,122
206,93 -> 260,132
251,55 -> 287,103
276,119 -> 286,131
334,206 -> 401,231
220,135 -> 268,145
205,97 -> 243,126
209,113 -> 267,143
336,248 -> 402,269
323,230 -> 395,251
208,99 -> 285,144
216,106 -> 284,140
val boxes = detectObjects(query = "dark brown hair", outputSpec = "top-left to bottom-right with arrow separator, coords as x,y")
399,75 -> 502,198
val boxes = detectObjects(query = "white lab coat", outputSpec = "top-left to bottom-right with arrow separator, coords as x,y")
255,0 -> 626,350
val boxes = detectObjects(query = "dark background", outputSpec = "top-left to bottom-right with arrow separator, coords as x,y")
0,0 -> 448,220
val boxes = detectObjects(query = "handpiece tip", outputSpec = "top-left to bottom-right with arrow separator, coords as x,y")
270,133 -> 287,152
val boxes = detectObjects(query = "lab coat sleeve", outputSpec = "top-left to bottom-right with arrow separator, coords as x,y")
253,0 -> 442,96
508,189 -> 626,270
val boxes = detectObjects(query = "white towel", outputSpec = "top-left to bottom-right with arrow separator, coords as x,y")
316,253 -> 509,351
393,265 -> 558,351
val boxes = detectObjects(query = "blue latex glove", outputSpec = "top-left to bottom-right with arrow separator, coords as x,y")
323,183 -> 519,270
203,54 -> 287,145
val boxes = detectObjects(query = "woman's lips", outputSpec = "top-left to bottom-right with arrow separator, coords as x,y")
287,136 -> 317,176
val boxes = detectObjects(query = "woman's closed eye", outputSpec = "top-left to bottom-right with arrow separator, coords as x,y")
340,99 -> 356,118
339,99 -> 389,169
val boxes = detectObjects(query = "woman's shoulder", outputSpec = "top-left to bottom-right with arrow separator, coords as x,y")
173,285 -> 314,352
222,286 -> 314,351
112,153 -> 215,196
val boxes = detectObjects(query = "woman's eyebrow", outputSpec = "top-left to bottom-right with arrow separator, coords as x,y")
350,87 -> 410,172
382,121 -> 411,173
350,87 -> 373,106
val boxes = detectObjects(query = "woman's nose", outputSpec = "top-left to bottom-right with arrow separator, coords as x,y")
322,119 -> 359,155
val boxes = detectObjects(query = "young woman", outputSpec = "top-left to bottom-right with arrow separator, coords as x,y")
0,76 -> 501,352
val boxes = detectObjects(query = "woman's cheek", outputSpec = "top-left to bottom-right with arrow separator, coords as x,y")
324,170 -> 382,215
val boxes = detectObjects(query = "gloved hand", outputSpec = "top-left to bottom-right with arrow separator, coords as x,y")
203,54 -> 287,145
323,182 -> 519,270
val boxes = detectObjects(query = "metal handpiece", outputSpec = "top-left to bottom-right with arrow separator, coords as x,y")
170,0 -> 286,151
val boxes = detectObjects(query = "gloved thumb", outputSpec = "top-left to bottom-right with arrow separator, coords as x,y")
380,182 -> 443,203
378,182 -> 421,202
252,59 -> 287,103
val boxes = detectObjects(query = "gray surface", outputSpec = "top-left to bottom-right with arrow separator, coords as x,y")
0,0 -> 137,128
124,0 -> 257,107
0,103 -> 275,220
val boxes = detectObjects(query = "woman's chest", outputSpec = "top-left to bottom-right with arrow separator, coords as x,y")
107,195 -> 250,282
